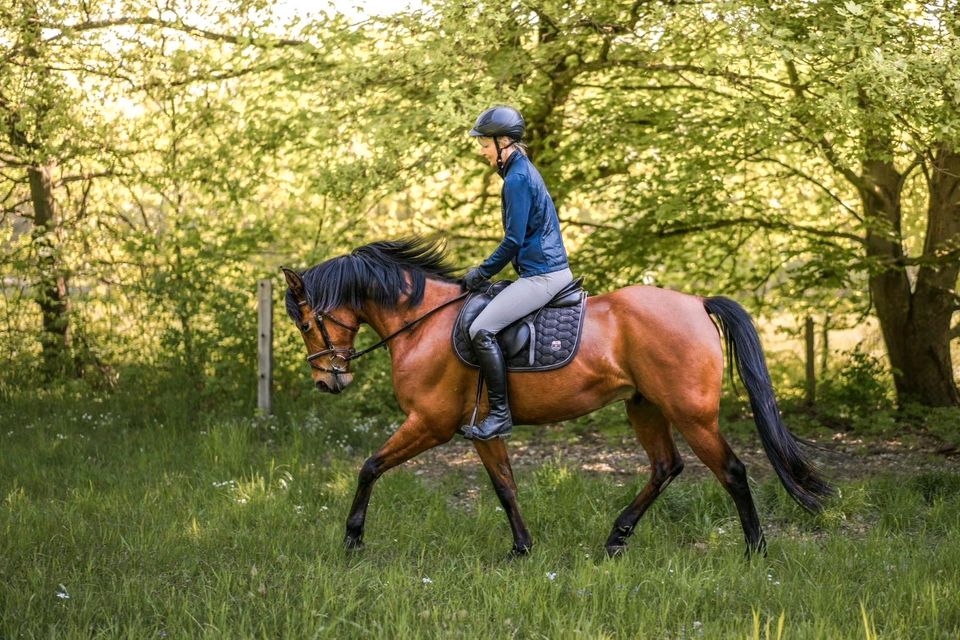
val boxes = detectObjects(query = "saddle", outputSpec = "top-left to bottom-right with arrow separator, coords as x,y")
452,276 -> 588,372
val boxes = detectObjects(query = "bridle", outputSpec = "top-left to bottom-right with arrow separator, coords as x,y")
300,301 -> 361,377
297,289 -> 473,380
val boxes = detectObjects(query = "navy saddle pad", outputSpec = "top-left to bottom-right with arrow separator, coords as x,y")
452,276 -> 588,372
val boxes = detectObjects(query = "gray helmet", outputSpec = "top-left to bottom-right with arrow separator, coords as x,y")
469,105 -> 525,140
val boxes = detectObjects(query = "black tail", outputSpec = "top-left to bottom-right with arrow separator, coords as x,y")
704,296 -> 833,513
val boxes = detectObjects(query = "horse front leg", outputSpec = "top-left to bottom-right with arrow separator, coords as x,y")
473,438 -> 533,557
344,413 -> 448,550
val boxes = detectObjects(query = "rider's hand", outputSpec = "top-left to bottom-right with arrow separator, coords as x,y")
463,267 -> 487,291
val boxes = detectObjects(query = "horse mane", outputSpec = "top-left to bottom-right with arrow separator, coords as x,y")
285,236 -> 463,323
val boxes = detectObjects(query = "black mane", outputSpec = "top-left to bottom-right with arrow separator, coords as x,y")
285,236 -> 463,322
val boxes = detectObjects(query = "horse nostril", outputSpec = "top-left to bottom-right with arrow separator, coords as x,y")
316,380 -> 330,392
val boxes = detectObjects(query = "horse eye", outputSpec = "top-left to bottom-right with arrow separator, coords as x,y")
299,322 -> 310,332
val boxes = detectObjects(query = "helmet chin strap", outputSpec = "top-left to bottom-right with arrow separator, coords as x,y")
494,137 -> 517,174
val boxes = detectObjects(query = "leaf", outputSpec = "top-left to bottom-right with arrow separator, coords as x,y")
844,1 -> 864,16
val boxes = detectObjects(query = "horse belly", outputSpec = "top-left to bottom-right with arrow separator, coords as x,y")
508,366 -> 634,425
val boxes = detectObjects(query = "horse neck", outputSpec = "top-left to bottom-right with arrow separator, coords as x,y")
359,278 -> 464,342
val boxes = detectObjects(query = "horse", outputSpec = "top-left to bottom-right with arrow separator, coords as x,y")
282,237 -> 831,558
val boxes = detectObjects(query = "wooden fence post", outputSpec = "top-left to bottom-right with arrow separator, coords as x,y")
820,313 -> 830,377
257,279 -> 273,416
805,316 -> 816,405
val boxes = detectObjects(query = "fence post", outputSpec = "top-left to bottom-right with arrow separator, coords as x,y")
805,316 -> 816,405
820,313 -> 830,377
257,279 -> 273,416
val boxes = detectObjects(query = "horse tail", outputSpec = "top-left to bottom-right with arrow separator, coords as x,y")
703,296 -> 833,513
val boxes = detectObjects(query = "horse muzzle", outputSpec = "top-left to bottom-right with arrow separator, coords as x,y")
315,373 -> 353,394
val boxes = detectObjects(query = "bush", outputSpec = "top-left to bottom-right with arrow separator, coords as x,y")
818,345 -> 896,430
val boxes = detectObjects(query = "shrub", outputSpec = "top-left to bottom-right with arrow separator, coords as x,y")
818,345 -> 896,430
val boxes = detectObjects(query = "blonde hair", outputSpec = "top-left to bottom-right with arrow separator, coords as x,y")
495,135 -> 527,157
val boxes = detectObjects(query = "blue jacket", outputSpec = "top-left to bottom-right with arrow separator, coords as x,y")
477,151 -> 569,278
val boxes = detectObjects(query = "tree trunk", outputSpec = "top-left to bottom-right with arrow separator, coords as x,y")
9,0 -> 74,378
861,143 -> 959,407
900,145 -> 960,405
28,163 -> 72,377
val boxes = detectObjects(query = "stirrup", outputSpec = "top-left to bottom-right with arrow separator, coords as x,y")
464,422 -> 512,441
461,375 -> 484,440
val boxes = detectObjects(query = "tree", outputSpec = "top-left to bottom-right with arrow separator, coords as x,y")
305,0 -> 957,406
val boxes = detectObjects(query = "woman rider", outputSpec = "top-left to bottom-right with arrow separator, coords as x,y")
462,105 -> 574,440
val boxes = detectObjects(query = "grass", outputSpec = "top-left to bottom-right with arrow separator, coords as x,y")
2,392 -> 959,639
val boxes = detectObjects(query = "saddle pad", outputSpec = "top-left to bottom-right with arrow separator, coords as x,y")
452,292 -> 588,372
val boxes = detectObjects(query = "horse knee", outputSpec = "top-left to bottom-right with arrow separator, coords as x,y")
653,455 -> 684,482
652,458 -> 683,491
724,457 -> 748,491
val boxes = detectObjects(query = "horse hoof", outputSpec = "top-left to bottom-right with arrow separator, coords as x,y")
743,545 -> 767,560
507,544 -> 532,559
344,536 -> 365,551
605,544 -> 627,558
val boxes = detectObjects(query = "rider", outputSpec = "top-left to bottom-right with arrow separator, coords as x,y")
463,105 -> 574,440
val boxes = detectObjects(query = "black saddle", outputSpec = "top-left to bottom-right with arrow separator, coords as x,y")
452,276 -> 588,372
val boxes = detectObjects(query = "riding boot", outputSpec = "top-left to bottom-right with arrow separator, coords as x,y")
467,329 -> 513,440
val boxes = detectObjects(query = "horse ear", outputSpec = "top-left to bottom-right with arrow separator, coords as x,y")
281,266 -> 305,297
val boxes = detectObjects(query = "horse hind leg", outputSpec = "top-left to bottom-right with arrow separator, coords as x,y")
605,395 -> 684,557
672,414 -> 767,556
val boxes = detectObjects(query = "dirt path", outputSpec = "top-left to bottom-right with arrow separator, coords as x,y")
406,426 -> 960,483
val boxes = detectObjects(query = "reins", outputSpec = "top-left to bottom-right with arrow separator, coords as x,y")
345,290 -> 472,361
304,289 -> 473,375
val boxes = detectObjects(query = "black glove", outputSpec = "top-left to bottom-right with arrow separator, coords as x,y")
463,267 -> 487,291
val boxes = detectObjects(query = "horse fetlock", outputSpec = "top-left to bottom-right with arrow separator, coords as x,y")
749,533 -> 768,557
344,532 -> 365,550
605,526 -> 633,552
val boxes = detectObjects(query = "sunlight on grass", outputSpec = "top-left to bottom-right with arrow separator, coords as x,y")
1,408 -> 959,639
750,608 -> 785,640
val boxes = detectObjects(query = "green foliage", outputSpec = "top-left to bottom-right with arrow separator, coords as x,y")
1,0 -> 956,414
818,346 -> 897,428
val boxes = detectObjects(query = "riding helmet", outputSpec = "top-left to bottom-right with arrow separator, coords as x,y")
469,106 -> 525,140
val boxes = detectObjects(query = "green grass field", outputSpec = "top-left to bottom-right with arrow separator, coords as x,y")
2,393 -> 959,639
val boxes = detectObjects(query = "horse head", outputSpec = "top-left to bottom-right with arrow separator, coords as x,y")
282,266 -> 359,394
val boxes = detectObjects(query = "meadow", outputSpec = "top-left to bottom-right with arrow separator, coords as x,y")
2,390 -> 959,640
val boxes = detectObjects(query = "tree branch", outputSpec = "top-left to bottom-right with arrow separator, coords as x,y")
138,60 -> 291,90
41,16 -> 309,47
573,80 -> 739,101
0,153 -> 29,168
783,59 -> 872,194
558,216 -> 617,230
2,16 -> 318,63
753,155 -> 864,222
578,59 -> 796,91
656,215 -> 866,246
55,171 -> 115,187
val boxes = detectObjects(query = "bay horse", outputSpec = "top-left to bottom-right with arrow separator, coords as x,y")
283,237 -> 831,557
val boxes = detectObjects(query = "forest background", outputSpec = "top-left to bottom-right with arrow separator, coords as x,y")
3,0 -> 960,428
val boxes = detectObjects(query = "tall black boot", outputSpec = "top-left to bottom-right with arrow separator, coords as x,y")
466,329 -> 513,440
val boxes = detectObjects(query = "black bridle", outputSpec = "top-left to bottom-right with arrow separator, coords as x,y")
298,290 -> 473,379
300,301 -> 361,376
